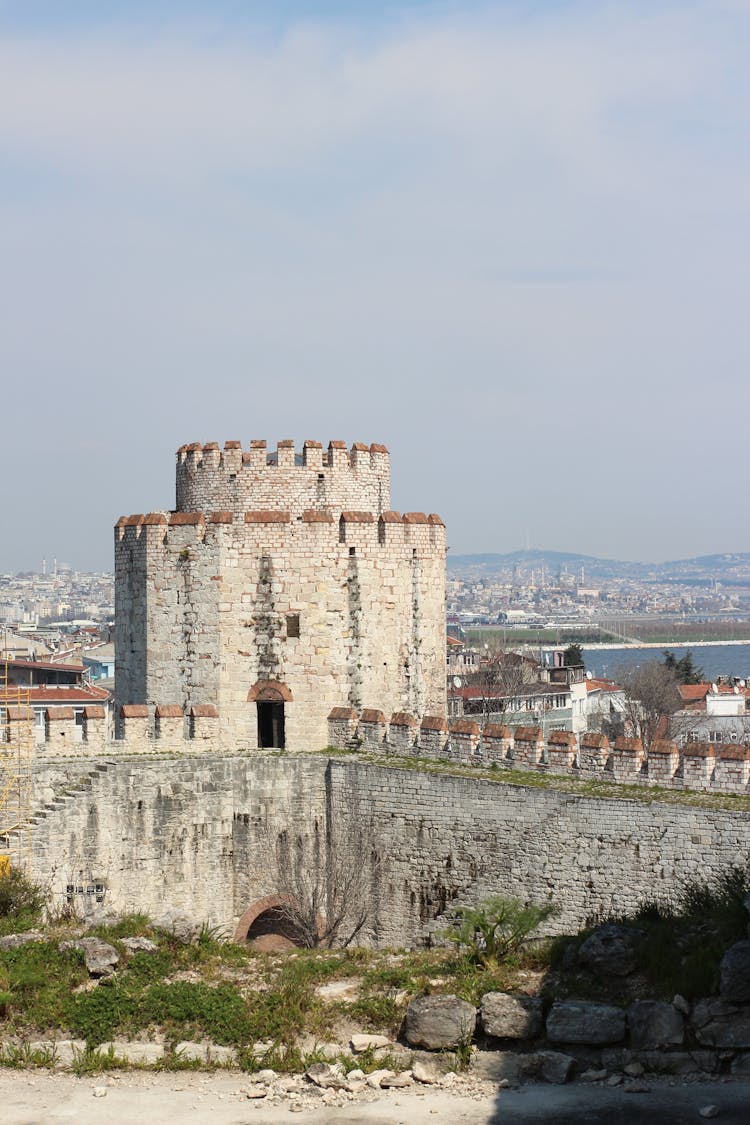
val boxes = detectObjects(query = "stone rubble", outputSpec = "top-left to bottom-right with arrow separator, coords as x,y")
58,937 -> 119,977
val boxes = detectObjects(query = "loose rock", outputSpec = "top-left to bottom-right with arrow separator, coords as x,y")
699,1108 -> 720,1120
577,924 -> 643,977
254,1069 -> 277,1084
121,936 -> 158,954
536,1050 -> 575,1085
412,1058 -> 445,1085
305,1063 -> 348,1090
59,937 -> 119,977
720,940 -> 750,1004
366,1069 -> 394,1089
623,1062 -> 644,1077
692,999 -> 750,1049
381,1071 -> 413,1088
350,1034 -> 392,1053
0,932 -> 43,951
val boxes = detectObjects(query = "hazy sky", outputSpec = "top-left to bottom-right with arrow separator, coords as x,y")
1,1 -> 748,571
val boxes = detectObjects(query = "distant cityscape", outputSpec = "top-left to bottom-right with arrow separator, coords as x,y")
0,564 -> 113,663
447,549 -> 750,643
2,548 -> 750,657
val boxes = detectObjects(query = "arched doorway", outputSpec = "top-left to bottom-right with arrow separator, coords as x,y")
247,681 -> 293,749
234,894 -> 307,951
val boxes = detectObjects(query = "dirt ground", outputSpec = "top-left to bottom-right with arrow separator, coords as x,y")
2,1070 -> 750,1125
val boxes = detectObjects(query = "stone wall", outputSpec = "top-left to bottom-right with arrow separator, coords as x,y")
327,711 -> 750,798
17,753 -> 750,948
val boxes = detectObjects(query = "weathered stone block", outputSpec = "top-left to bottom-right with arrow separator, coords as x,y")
403,995 -> 476,1049
546,1001 -> 626,1045
627,1001 -> 684,1049
720,941 -> 750,1004
480,992 -> 544,1040
578,924 -> 644,977
692,998 -> 750,1049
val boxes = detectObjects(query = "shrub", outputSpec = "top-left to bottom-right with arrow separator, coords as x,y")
605,863 -> 750,999
441,895 -> 558,969
0,868 -> 45,935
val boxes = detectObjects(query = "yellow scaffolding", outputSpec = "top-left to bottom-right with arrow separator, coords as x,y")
0,660 -> 33,875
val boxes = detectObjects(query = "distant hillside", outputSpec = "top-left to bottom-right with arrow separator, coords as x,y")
447,549 -> 750,584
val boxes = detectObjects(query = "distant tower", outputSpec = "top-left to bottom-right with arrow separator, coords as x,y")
115,439 -> 447,751
42,558 -> 46,577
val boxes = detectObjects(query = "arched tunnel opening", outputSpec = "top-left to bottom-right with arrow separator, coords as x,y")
244,906 -> 307,952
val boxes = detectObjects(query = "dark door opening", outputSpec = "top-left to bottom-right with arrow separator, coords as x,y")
245,907 -> 305,951
257,701 -> 285,748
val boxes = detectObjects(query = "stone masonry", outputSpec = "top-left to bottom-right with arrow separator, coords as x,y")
115,441 -> 446,751
21,752 -> 750,948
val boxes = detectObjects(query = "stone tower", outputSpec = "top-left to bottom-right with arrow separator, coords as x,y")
115,440 -> 446,750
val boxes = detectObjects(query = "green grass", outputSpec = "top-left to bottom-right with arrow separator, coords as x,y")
2,860 -> 748,1070
0,1042 -> 59,1068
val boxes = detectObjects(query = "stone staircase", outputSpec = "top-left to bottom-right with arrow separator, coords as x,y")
1,760 -> 115,857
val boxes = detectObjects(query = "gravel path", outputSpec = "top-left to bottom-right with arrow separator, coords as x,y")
2,1071 -> 750,1125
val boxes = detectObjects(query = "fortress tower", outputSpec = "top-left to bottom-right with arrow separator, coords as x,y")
115,440 -> 447,750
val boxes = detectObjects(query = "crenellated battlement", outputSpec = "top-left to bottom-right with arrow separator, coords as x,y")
114,508 -> 446,555
14,703 -> 750,800
326,708 -> 750,797
175,439 -> 392,518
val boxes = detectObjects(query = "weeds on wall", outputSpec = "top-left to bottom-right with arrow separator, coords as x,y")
2,862 -> 749,1067
550,863 -> 750,1003
625,863 -> 750,999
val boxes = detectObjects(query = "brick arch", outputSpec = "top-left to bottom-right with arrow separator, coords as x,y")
233,894 -> 298,941
247,680 -> 293,703
233,893 -> 326,946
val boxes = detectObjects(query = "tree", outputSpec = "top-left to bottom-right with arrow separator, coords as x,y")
563,643 -> 584,669
619,661 -> 681,750
466,643 -> 535,722
271,825 -> 382,949
662,650 -> 705,685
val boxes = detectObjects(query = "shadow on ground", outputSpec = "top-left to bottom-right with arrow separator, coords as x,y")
488,1080 -> 750,1124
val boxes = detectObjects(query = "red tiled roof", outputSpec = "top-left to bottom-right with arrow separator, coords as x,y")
3,659 -> 85,673
678,684 -> 711,703
586,677 -> 623,694
0,684 -> 110,705
678,682 -> 750,703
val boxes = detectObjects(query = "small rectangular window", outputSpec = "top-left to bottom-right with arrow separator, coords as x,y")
286,614 -> 300,638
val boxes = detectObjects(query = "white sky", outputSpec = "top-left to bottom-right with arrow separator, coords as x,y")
1,1 -> 748,570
